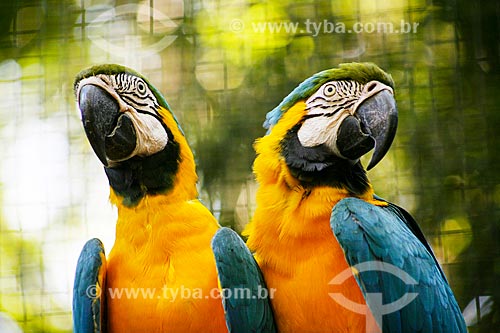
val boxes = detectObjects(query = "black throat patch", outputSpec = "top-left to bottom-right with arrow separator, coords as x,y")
280,125 -> 370,195
104,129 -> 180,207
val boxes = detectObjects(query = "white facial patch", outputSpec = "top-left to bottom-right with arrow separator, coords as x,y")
76,76 -> 133,114
296,79 -> 394,160
76,73 -> 169,164
297,80 -> 362,154
126,111 -> 169,158
297,112 -> 350,152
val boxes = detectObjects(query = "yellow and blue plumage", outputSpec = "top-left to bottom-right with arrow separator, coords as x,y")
243,63 -> 467,332
72,64 -> 274,333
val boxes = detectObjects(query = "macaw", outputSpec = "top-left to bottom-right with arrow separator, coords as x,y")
72,64 -> 275,333
243,63 -> 467,333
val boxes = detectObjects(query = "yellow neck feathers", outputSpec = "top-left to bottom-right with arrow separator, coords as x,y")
244,101 -> 378,269
109,106 -> 198,208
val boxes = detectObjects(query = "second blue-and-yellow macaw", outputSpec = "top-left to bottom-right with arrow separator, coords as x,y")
72,64 -> 275,333
243,63 -> 467,332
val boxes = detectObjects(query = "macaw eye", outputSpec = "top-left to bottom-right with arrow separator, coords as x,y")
323,83 -> 336,97
137,80 -> 147,95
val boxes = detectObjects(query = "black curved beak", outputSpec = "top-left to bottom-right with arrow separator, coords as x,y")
78,85 -> 137,166
337,89 -> 398,170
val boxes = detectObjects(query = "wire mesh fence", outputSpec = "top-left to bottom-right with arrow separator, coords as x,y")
0,0 -> 498,332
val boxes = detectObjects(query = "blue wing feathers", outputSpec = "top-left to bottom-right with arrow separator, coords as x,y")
375,194 -> 448,283
211,227 -> 276,333
331,197 -> 467,333
73,238 -> 105,333
422,313 -> 433,333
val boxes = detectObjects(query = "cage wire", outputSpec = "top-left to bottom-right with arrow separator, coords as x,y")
0,0 -> 498,332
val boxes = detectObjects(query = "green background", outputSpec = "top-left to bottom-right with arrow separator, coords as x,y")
0,0 -> 498,332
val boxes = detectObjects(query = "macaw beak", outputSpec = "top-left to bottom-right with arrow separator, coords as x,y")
336,89 -> 398,170
78,84 -> 137,167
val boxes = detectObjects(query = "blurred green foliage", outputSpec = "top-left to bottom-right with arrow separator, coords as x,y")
0,0 -> 498,332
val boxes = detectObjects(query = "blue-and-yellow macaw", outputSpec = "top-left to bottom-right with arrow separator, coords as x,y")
243,63 -> 467,332
72,64 -> 275,333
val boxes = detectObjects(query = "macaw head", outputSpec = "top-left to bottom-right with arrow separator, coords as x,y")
74,64 -> 197,206
258,62 -> 397,195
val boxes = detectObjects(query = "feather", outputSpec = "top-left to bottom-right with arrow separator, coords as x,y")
331,197 -> 467,332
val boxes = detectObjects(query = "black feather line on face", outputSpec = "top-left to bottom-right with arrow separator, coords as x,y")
280,124 -> 370,195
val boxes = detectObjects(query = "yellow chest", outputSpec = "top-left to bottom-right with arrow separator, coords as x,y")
245,184 -> 380,333
105,199 -> 227,333
256,229 -> 373,333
